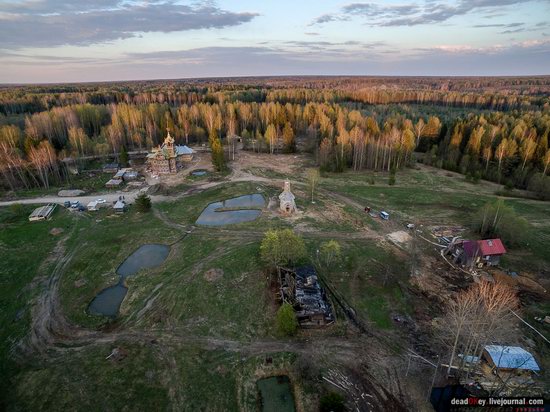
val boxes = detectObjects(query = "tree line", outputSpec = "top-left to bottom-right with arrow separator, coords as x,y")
2,76 -> 549,116
1,84 -> 549,194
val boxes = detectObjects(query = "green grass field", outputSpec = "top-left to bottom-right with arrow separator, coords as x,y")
321,167 -> 550,271
1,164 -> 548,410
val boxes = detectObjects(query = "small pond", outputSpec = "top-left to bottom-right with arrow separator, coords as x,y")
257,376 -> 296,412
88,284 -> 128,317
88,244 -> 170,317
190,169 -> 208,177
117,244 -> 171,278
195,193 -> 265,226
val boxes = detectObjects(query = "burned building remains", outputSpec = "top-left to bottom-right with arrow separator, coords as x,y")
278,266 -> 334,327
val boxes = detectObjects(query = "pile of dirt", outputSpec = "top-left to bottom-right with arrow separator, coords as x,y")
58,189 -> 85,197
146,183 -> 162,195
204,268 -> 224,282
49,228 -> 64,236
388,231 -> 412,244
74,279 -> 87,288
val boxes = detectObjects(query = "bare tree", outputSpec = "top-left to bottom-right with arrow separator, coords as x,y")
437,281 -> 519,378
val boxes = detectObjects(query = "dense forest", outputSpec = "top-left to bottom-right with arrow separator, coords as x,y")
1,76 -> 549,198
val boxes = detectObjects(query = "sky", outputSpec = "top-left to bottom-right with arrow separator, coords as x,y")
0,0 -> 549,83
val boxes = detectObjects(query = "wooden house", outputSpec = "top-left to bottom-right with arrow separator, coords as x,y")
455,238 -> 507,268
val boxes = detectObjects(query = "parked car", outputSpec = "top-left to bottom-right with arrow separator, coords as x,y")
380,211 -> 390,220
406,223 -> 415,229
77,205 -> 86,211
96,199 -> 106,204
64,201 -> 71,208
70,201 -> 80,208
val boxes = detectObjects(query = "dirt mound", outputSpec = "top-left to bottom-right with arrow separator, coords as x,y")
388,231 -> 412,244
49,228 -> 64,236
204,268 -> 224,282
145,183 -> 162,195
58,189 -> 85,197
74,279 -> 87,288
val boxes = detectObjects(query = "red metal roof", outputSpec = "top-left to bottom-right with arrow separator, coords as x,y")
477,239 -> 506,256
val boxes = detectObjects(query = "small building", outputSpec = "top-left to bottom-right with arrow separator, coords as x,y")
103,163 -> 119,173
147,131 -> 194,175
113,170 -> 126,179
114,168 -> 138,181
105,178 -> 123,188
279,180 -> 296,214
122,170 -> 138,181
113,200 -> 126,213
28,204 -> 56,221
482,345 -> 540,374
278,266 -> 334,327
455,238 -> 507,268
477,239 -> 507,265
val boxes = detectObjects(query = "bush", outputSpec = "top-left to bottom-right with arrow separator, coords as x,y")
9,203 -> 25,217
319,392 -> 345,412
276,303 -> 298,336
319,240 -> 341,269
134,193 -> 152,212
527,173 -> 550,200
388,167 -> 396,186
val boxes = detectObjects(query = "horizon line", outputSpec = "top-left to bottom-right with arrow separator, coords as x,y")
2,73 -> 550,87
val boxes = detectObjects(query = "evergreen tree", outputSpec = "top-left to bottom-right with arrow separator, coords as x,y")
135,193 -> 152,212
119,145 -> 129,167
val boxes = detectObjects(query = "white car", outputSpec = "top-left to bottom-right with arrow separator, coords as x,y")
96,199 -> 106,204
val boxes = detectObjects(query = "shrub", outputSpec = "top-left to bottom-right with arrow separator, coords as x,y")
9,203 -> 25,217
504,181 -> 515,191
527,173 -> 550,200
276,303 -> 298,336
319,240 -> 341,269
388,167 -> 396,186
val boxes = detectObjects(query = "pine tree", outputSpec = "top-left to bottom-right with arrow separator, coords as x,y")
119,145 -> 129,167
135,193 -> 151,212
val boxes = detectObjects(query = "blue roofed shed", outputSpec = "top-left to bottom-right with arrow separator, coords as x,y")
483,345 -> 540,372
